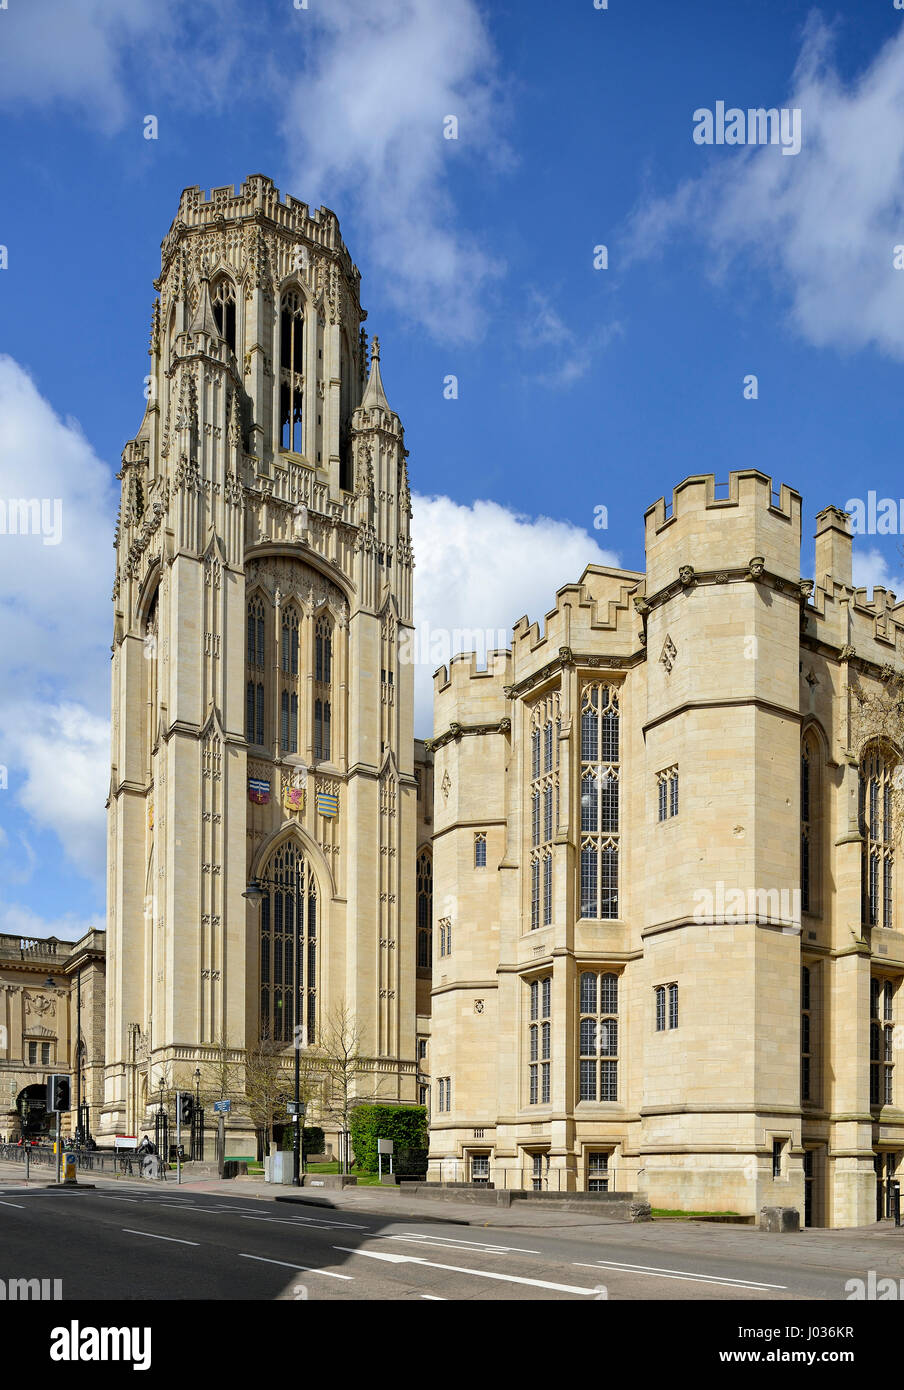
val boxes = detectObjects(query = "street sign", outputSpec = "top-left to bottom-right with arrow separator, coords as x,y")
286,1101 -> 305,1117
213,1100 -> 231,1113
377,1138 -> 394,1155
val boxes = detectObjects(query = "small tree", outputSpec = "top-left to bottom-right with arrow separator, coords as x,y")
318,1003 -> 361,1173
244,1030 -> 292,1151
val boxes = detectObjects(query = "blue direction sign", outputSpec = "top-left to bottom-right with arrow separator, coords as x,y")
213,1100 -> 231,1113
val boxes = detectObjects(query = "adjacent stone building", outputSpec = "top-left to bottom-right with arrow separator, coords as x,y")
427,471 -> 904,1227
0,930 -> 106,1142
103,177 -> 423,1152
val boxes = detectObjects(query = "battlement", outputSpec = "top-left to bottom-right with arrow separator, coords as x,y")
160,175 -> 359,287
645,470 -> 802,593
433,649 -> 512,731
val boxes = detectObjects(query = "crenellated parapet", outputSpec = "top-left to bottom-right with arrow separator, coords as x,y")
645,469 -> 802,596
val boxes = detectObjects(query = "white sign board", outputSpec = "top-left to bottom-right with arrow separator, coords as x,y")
377,1138 -> 394,1155
114,1136 -> 137,1150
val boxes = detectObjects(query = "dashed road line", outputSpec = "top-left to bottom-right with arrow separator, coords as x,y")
122,1228 -> 200,1246
238,1253 -> 353,1280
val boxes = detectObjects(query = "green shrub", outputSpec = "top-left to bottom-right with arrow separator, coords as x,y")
302,1126 -> 324,1155
348,1105 -> 428,1174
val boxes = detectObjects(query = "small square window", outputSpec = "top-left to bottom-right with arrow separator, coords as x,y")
772,1139 -> 784,1179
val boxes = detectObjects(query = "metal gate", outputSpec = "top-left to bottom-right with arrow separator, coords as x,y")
190,1108 -> 205,1161
154,1109 -> 169,1160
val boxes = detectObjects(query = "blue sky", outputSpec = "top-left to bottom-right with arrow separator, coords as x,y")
2,0 -> 904,938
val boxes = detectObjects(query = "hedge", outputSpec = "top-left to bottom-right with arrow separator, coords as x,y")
348,1104 -> 428,1174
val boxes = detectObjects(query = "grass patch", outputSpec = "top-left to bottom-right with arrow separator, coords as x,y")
652,1207 -> 740,1220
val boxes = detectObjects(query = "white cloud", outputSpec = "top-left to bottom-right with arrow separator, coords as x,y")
518,291 -> 624,389
0,0 -> 245,132
0,357 -> 115,883
627,16 -> 904,358
0,902 -> 98,945
282,0 -> 509,342
852,545 -> 900,593
410,495 -> 621,734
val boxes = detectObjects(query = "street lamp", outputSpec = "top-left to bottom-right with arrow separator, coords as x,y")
193,1067 -> 201,1161
244,863 -> 305,1186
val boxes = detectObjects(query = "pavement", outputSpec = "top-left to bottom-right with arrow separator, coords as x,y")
0,1159 -> 902,1302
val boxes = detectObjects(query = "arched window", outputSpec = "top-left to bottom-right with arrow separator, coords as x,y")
211,277 -> 237,352
314,615 -> 332,761
279,290 -> 305,453
801,729 -> 824,917
247,596 -> 265,669
416,848 -> 432,970
144,586 -> 159,757
259,840 -> 317,1045
860,744 -> 896,930
580,685 -> 620,919
279,606 -> 300,754
339,330 -> 353,491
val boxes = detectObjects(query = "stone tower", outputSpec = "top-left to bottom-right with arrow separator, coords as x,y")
102,176 -> 419,1150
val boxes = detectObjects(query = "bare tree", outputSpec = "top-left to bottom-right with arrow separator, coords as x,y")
244,1030 -> 293,1149
196,1032 -> 244,1111
317,1003 -> 362,1173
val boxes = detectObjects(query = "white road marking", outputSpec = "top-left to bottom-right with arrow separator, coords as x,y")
238,1253 -> 353,1280
572,1260 -> 786,1291
239,1213 -> 367,1231
421,1294 -> 446,1300
0,1199 -> 25,1208
387,1233 -> 541,1255
334,1245 -> 601,1295
90,1196 -> 141,1203
122,1228 -> 200,1246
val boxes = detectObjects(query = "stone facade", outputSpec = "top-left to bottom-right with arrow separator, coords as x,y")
103,177 -> 422,1153
0,930 -> 106,1142
427,471 -> 904,1228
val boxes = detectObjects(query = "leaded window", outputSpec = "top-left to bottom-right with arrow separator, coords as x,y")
279,289 -> 304,453
314,615 -> 332,760
259,840 -> 317,1045
580,685 -> 620,919
871,977 -> 895,1107
657,766 -> 679,822
529,977 -> 551,1105
416,848 -> 432,969
861,745 -> 896,929
579,970 -> 619,1101
211,276 -> 237,352
528,693 -> 559,930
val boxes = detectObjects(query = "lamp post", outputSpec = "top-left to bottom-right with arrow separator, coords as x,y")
244,863 -> 305,1186
193,1067 -> 201,1161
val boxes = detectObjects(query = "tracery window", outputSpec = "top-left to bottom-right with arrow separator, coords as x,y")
870,977 -> 895,1107
860,744 -> 896,929
279,290 -> 305,453
580,685 -> 620,919
529,693 -> 559,929
417,848 -> 433,970
314,615 -> 332,760
211,276 -> 237,352
259,840 -> 317,1045
279,605 -> 300,754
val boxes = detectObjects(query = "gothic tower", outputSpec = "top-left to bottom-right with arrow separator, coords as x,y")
103,177 -> 419,1149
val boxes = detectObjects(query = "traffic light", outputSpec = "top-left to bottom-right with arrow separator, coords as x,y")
46,1075 -> 71,1112
178,1092 -> 194,1124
